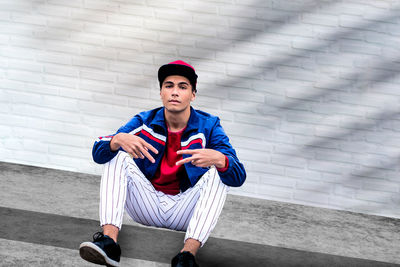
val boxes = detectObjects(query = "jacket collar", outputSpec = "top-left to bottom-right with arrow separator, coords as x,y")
150,106 -> 199,133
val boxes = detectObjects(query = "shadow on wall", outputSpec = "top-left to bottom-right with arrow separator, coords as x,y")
24,0 -> 400,214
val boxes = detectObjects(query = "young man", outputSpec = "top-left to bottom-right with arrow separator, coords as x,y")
79,60 -> 246,267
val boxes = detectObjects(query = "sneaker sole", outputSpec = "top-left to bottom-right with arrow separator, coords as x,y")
79,242 -> 120,267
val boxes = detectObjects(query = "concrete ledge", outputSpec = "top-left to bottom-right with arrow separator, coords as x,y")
1,161 -> 400,266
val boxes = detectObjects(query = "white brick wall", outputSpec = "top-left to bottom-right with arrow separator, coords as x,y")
1,0 -> 400,218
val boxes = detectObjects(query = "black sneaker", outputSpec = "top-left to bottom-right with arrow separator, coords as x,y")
79,232 -> 121,267
171,251 -> 199,267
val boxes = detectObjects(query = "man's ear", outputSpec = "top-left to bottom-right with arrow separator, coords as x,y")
191,92 -> 196,102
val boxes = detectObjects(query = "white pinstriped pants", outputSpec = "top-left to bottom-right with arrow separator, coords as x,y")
99,151 -> 228,246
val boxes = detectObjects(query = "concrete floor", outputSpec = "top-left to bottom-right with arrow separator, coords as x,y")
1,161 -> 400,266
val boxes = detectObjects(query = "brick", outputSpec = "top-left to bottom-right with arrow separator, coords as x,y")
340,41 -> 382,56
222,121 -> 274,139
92,93 -> 129,106
142,42 -> 177,55
271,154 -> 307,168
193,13 -> 229,26
297,180 -> 332,194
41,95 -> 79,111
315,149 -> 353,164
362,179 -> 399,193
83,0 -> 120,12
79,79 -> 113,94
119,3 -> 151,16
286,167 -> 321,181
280,122 -> 314,136
38,4 -> 72,18
0,34 -> 8,45
217,28 -> 258,41
8,59 -> 43,72
178,47 -> 215,60
316,54 -> 354,67
1,47 -> 36,60
7,70 -> 42,83
44,64 -> 78,77
195,61 -> 226,74
12,12 -> 46,26
181,24 -> 217,38
109,61 -> 143,74
154,9 -> 193,22
234,113 -> 277,128
308,159 -> 356,174
80,70 -> 116,82
44,74 -> 77,88
80,46 -> 116,60
219,5 -> 256,18
71,10 -> 107,23
72,56 -> 107,70
328,196 -> 374,211
26,83 -> 60,96
278,66 -> 318,82
226,63 -> 263,79
128,98 -> 160,110
107,13 -> 143,27
49,144 -> 89,158
294,190 -> 330,205
302,13 -> 338,27
23,139 -> 48,153
229,17 -> 265,31
120,27 -> 157,41
158,33 -> 196,47
34,28 -> 71,41
37,52 -> 72,65
13,150 -> 48,165
44,120 -> 93,136
257,184 -> 293,199
192,95 -> 221,109
48,154 -> 89,169
4,138 -> 24,150
275,23 -> 314,37
9,90 -> 42,105
333,185 -> 356,197
146,0 -> 181,9
221,99 -> 258,114
216,51 -> 252,65
312,103 -> 365,117
45,40 -> 80,54
356,190 -> 392,204
11,104 -> 81,123
78,100 -> 133,119
10,35 -> 45,49
48,0 -> 83,8
144,18 -> 180,32
47,18 -> 84,31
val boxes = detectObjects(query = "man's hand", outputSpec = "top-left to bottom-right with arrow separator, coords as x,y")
111,133 -> 158,163
176,149 -> 226,169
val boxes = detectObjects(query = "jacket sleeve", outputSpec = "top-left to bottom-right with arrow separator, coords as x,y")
92,115 -> 143,164
207,118 -> 246,187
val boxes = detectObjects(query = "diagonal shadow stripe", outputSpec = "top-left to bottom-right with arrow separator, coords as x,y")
1,206 -> 399,267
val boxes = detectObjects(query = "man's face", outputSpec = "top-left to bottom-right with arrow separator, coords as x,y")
160,75 -> 195,114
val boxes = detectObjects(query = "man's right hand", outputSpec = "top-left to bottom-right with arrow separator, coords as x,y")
110,133 -> 158,163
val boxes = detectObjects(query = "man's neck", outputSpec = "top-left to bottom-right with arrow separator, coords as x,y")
164,107 -> 191,132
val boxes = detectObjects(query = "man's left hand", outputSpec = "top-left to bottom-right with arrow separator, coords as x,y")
176,149 -> 226,169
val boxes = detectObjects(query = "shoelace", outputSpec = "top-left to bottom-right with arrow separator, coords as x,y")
92,232 -> 105,242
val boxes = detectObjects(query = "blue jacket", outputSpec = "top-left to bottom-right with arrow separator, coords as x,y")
92,107 -> 246,191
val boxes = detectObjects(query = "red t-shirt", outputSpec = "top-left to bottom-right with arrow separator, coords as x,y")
151,127 -> 230,195
151,127 -> 186,195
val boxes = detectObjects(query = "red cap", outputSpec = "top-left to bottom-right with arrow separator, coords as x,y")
158,60 -> 198,92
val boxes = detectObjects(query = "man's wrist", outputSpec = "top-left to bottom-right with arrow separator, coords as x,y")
110,134 -> 120,152
215,152 -> 226,169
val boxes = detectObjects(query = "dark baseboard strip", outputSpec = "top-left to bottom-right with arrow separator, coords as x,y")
1,206 -> 398,267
